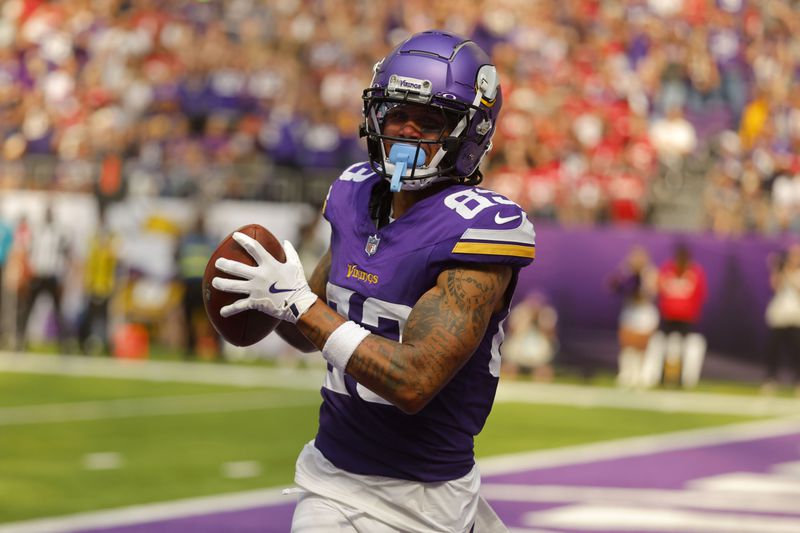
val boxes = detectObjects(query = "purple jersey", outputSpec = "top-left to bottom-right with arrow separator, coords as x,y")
314,162 -> 536,482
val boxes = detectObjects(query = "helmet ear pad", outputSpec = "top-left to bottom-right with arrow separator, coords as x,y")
454,141 -> 482,177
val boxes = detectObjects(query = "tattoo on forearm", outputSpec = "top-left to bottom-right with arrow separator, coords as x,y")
345,264 -> 511,410
302,305 -> 341,348
348,341 -> 404,393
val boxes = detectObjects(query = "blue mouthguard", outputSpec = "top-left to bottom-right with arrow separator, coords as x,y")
388,144 -> 426,192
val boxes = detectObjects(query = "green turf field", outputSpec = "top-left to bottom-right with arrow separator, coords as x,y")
0,369 -> 761,523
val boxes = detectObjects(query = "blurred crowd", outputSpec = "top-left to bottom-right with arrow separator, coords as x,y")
0,197 -> 328,361
1,0 -> 800,234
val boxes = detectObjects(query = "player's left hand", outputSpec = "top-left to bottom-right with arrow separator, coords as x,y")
211,233 -> 318,324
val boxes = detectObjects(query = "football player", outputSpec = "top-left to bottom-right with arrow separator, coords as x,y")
213,30 -> 535,532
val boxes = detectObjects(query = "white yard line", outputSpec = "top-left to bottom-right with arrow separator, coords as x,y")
479,483 -> 800,515
478,416 -> 800,476
0,488 -> 292,533
2,417 -> 799,533
523,504 -> 800,533
496,381 -> 800,417
0,352 -> 325,390
0,390 -> 319,426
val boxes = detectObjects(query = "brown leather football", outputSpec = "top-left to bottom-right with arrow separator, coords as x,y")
203,224 -> 285,346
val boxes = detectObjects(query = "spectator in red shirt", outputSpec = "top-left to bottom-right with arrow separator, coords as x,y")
648,243 -> 709,388
658,243 -> 708,327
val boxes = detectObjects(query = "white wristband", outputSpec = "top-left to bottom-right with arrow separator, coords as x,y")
322,321 -> 370,371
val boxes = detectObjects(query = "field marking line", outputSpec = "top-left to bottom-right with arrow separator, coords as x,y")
221,461 -> 263,479
0,488 -> 293,533
2,417 -> 799,532
687,471 -> 800,494
496,380 -> 800,416
479,483 -> 800,514
0,351 -> 325,390
82,452 -> 124,471
525,503 -> 800,533
3,352 -> 799,416
478,416 -> 800,476
0,390 -> 320,426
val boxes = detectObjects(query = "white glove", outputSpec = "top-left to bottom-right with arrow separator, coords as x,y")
211,232 -> 318,324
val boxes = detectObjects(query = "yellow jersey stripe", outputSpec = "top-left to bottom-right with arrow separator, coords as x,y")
452,242 -> 536,259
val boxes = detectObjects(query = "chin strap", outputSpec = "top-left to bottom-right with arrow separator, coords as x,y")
388,143 -> 426,192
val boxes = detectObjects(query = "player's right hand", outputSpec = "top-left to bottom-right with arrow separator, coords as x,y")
211,233 -> 318,324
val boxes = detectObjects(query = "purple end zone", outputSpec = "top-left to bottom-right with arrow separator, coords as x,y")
77,430 -> 800,533
489,432 -> 800,489
485,431 -> 800,531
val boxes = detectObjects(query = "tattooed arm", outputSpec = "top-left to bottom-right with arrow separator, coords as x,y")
296,263 -> 512,414
275,248 -> 332,352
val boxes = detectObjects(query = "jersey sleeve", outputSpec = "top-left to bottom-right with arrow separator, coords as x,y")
321,183 -> 334,224
322,161 -> 375,227
431,191 -> 536,269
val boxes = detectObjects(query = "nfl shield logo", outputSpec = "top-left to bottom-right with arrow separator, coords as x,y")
365,234 -> 380,256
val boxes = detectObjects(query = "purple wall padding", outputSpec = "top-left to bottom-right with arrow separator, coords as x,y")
517,223 -> 794,360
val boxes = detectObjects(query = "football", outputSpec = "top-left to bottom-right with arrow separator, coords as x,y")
202,224 -> 285,346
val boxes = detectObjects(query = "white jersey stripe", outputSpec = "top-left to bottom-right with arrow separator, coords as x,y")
459,215 -> 535,246
324,367 -> 350,396
489,316 -> 507,378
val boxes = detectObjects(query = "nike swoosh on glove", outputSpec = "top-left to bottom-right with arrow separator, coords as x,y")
211,232 -> 318,324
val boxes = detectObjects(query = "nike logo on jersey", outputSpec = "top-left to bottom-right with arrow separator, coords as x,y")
494,213 -> 521,225
269,282 -> 296,294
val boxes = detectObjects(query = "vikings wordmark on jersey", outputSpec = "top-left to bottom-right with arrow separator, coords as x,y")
314,161 -> 535,482
346,263 -> 379,285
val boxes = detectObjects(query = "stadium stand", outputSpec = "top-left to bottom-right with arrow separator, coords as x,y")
0,0 -> 797,235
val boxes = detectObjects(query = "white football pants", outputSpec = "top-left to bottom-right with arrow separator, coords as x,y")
290,492 -> 500,532
291,492 -> 408,532
641,330 -> 707,388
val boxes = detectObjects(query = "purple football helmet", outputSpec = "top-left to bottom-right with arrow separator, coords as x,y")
362,30 -> 502,190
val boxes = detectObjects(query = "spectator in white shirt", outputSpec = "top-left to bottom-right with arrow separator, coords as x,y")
649,106 -> 698,167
